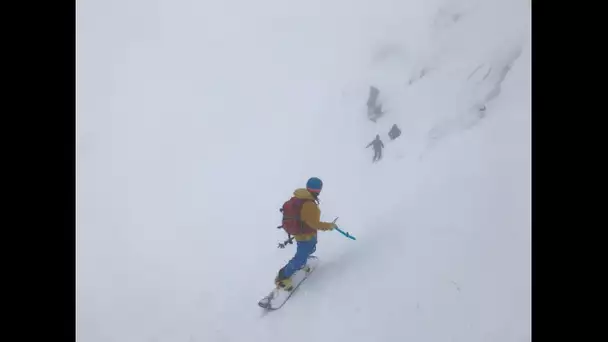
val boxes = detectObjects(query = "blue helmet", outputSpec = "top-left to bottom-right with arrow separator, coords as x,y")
306,177 -> 323,193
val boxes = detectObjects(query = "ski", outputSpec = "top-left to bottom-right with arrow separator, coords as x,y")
258,256 -> 319,310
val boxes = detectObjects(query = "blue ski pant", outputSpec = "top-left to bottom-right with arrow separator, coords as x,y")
281,236 -> 317,278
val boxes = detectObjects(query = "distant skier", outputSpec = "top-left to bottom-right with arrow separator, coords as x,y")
274,177 -> 337,291
366,134 -> 385,162
388,124 -> 401,140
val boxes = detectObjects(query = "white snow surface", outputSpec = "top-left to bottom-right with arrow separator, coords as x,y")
77,0 -> 531,341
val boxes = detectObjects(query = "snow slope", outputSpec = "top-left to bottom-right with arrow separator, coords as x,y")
77,0 -> 530,341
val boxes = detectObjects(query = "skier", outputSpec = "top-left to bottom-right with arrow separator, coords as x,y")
366,134 -> 385,162
388,124 -> 401,140
274,177 -> 337,291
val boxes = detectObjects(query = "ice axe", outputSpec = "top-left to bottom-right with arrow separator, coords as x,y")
332,217 -> 357,240
277,235 -> 294,249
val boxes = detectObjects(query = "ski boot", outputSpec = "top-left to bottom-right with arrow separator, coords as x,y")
274,269 -> 294,291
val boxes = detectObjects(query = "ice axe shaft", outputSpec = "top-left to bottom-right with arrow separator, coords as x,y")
334,227 -> 356,240
331,217 -> 356,240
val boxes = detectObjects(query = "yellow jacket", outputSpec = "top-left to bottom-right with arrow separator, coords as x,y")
291,188 -> 335,241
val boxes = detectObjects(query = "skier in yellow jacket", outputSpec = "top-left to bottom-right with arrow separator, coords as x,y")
275,177 -> 336,290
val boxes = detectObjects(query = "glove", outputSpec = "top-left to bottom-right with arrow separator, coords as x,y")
327,223 -> 337,231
